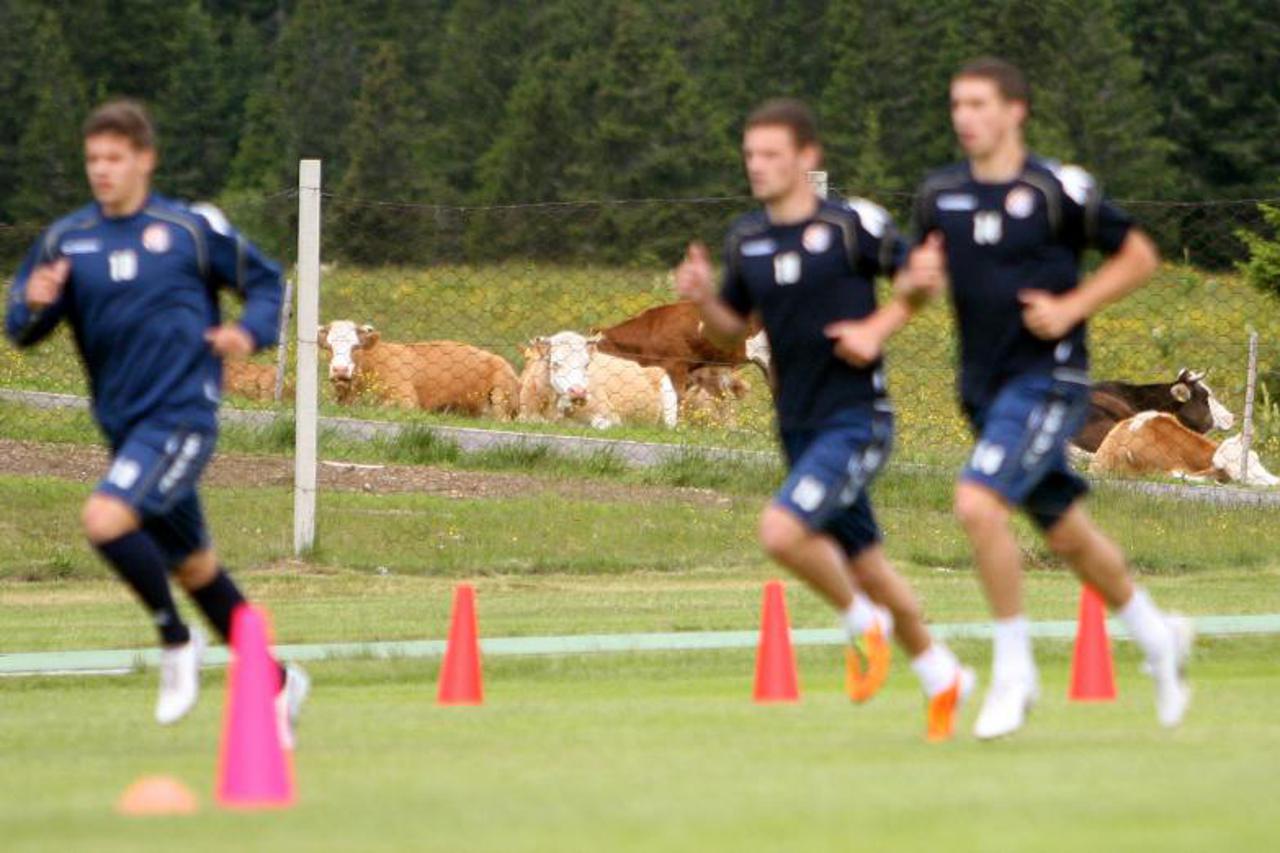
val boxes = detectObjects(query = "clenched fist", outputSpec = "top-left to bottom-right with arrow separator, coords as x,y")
1018,290 -> 1083,340
674,242 -> 716,305
825,319 -> 884,368
25,257 -> 70,310
205,325 -> 256,359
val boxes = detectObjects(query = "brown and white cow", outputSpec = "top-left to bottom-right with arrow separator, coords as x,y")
517,331 -> 678,429
1090,411 -> 1278,486
222,360 -> 288,401
319,321 -> 519,419
594,301 -> 770,396
680,366 -> 752,425
1073,368 -> 1234,453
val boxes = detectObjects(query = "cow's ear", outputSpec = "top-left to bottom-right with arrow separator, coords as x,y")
1171,382 -> 1192,402
317,325 -> 330,350
358,325 -> 380,349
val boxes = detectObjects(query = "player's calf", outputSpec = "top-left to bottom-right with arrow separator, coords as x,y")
85,495 -> 191,648
1042,506 -> 1132,608
177,551 -> 290,693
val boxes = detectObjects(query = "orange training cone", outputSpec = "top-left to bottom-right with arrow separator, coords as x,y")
1069,585 -> 1117,702
753,580 -> 800,703
437,584 -> 484,705
216,604 -> 295,809
116,775 -> 199,816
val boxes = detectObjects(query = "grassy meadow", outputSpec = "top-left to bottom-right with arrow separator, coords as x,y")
3,261 -> 1278,463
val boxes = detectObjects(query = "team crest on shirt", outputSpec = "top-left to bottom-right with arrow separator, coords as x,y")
802,223 -> 832,254
1004,186 -> 1036,219
773,251 -> 802,286
142,222 -> 171,254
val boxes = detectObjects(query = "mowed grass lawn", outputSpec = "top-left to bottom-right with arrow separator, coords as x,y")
1,642 -> 1277,852
1,461 -> 1279,850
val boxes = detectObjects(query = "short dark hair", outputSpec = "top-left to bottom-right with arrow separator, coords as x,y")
954,57 -> 1031,110
82,99 -> 155,150
745,98 -> 819,148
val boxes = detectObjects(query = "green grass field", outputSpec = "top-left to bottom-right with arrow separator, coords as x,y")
2,626 -> 1278,851
4,251 -> 1279,849
2,451 -> 1279,850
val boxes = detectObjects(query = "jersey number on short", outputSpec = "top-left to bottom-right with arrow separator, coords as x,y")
973,211 -> 1003,245
108,249 -> 138,282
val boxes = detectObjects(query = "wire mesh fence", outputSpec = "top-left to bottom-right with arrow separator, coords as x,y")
3,178 -> 1280,563
304,186 -> 1280,475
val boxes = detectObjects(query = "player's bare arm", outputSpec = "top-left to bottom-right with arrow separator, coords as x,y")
1018,228 -> 1159,340
674,241 -> 749,347
825,234 -> 948,368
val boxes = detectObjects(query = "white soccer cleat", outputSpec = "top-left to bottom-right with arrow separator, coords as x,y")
275,663 -> 311,751
973,673 -> 1039,741
1152,616 -> 1194,729
155,627 -> 206,725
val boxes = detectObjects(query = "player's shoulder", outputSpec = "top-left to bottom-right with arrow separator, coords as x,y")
42,202 -> 102,245
917,162 -> 971,199
725,209 -> 771,246
1025,155 -> 1098,206
825,197 -> 895,239
145,195 -> 236,237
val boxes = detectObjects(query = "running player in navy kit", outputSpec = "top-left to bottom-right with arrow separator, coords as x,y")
5,100 -> 309,742
676,99 -> 973,740
840,60 -> 1193,740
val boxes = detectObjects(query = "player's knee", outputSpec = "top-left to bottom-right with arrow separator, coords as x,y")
174,550 -> 218,591
80,497 -> 137,544
953,486 -> 1005,534
759,508 -> 804,561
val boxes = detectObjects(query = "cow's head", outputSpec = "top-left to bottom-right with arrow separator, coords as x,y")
1171,368 -> 1235,433
1212,434 -> 1280,488
542,331 -> 596,410
319,320 -> 379,388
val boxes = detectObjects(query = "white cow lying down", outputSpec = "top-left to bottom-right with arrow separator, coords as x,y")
518,331 -> 678,429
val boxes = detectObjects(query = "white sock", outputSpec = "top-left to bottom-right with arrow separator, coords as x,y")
842,593 -> 878,639
992,615 -> 1035,683
911,643 -> 959,697
1118,587 -> 1172,664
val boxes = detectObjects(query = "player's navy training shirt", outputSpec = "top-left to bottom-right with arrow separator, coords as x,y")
914,155 -> 1134,409
720,196 -> 906,429
5,194 -> 283,441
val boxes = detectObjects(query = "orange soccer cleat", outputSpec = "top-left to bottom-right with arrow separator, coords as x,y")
844,621 -> 892,703
925,666 -> 976,742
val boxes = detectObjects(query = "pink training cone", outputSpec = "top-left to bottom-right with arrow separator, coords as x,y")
437,584 -> 484,705
1069,585 -> 1117,702
216,604 -> 295,809
753,580 -> 800,703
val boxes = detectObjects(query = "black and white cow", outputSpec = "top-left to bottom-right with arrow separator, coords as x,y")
1072,368 -> 1235,453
